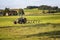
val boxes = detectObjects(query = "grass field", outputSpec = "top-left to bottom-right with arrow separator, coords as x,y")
0,14 -> 60,40
24,8 -> 50,16
0,15 -> 60,26
0,9 -> 60,40
24,8 -> 60,16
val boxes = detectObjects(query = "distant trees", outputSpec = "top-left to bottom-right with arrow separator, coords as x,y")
3,8 -> 18,16
38,5 -> 59,10
4,8 -> 10,16
18,9 -> 25,16
26,5 -> 60,10
38,5 -> 51,10
0,8 -> 25,16
4,8 -> 10,13
38,5 -> 60,13
26,5 -> 60,13
27,6 -> 38,9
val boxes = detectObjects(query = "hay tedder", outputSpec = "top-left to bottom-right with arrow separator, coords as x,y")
13,9 -> 41,24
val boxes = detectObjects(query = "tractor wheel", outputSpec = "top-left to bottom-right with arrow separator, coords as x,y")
14,21 -> 17,24
23,18 -> 27,24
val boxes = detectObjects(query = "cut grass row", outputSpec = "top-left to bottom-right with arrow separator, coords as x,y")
0,15 -> 60,26
0,23 -> 60,40
0,15 -> 60,40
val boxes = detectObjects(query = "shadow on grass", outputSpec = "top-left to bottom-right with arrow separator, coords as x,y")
23,31 -> 60,38
0,24 -> 46,28
0,23 -> 60,28
0,38 -> 12,40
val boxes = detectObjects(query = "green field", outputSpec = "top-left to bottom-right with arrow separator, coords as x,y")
0,15 -> 60,26
0,15 -> 60,40
24,8 -> 60,16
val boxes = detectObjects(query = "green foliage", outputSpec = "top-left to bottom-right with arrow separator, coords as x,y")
18,9 -> 25,16
4,8 -> 10,13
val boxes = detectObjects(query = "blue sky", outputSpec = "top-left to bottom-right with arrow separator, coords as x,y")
0,0 -> 60,9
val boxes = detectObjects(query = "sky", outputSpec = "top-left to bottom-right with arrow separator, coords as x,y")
0,0 -> 60,9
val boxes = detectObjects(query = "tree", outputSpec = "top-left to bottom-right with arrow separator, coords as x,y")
18,9 -> 25,16
27,6 -> 38,9
38,5 -> 52,10
53,6 -> 58,10
4,8 -> 10,16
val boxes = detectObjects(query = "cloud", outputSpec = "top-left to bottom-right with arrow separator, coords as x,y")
30,0 -> 40,2
32,0 -> 40,1
0,0 -> 60,9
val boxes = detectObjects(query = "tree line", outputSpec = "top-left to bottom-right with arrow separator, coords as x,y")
26,5 -> 60,13
0,8 -> 24,16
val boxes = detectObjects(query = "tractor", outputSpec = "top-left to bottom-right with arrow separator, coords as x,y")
14,9 -> 27,24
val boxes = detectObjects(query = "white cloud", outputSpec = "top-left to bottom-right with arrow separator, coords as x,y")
32,0 -> 39,1
30,0 -> 40,2
0,0 -> 60,9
